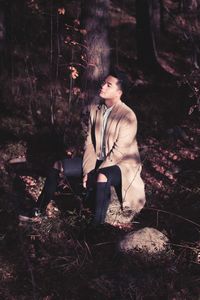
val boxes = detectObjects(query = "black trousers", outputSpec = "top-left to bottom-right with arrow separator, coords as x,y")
37,157 -> 122,223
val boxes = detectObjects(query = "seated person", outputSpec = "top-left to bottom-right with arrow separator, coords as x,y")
33,68 -> 146,224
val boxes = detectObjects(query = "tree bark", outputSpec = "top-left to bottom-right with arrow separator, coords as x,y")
80,0 -> 110,102
159,0 -> 165,33
0,8 -> 5,51
0,0 -> 11,74
136,0 -> 161,71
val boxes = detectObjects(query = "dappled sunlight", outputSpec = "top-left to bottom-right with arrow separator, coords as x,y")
19,175 -> 44,202
141,121 -> 200,200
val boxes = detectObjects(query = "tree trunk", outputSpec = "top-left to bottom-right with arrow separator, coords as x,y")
135,0 -> 161,71
159,0 -> 165,33
179,0 -> 200,68
0,1 -> 12,75
0,8 -> 5,50
0,7 -> 5,74
0,0 -> 27,75
80,0 -> 110,102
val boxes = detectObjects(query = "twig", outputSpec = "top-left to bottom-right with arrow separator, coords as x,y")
145,207 -> 200,228
169,242 -> 200,252
83,240 -> 93,260
94,241 -> 115,246
56,10 -> 60,79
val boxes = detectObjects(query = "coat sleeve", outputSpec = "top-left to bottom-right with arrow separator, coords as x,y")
82,106 -> 97,176
99,112 -> 138,169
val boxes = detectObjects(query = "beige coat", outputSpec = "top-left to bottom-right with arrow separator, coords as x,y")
83,101 -> 146,213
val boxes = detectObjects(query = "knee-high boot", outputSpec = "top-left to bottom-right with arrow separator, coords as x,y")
94,182 -> 111,224
36,168 -> 60,212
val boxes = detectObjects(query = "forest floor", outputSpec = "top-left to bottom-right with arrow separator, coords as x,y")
0,99 -> 200,299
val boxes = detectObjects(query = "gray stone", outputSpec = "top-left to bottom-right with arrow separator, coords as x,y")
105,187 -> 136,225
118,227 -> 169,255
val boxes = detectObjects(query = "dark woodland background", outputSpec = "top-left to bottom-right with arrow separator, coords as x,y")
0,0 -> 200,299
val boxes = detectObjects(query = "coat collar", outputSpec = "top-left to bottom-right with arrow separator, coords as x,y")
104,101 -> 124,134
94,100 -> 124,154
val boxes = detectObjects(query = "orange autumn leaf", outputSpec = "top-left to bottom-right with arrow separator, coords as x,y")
69,66 -> 79,79
58,8 -> 65,15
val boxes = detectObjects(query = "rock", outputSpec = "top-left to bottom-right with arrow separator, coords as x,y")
117,227 -> 173,267
105,187 -> 136,226
118,227 -> 169,255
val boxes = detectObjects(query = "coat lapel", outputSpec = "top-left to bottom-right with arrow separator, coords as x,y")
105,101 -> 124,136
94,105 -> 104,154
94,101 -> 124,155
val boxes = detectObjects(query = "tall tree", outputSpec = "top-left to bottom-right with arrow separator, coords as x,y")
0,5 -> 5,73
135,0 -> 161,71
80,0 -> 110,102
178,0 -> 200,68
0,6 -> 5,50
0,0 -> 12,74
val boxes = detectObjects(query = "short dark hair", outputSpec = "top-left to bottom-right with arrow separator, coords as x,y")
109,67 -> 130,95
